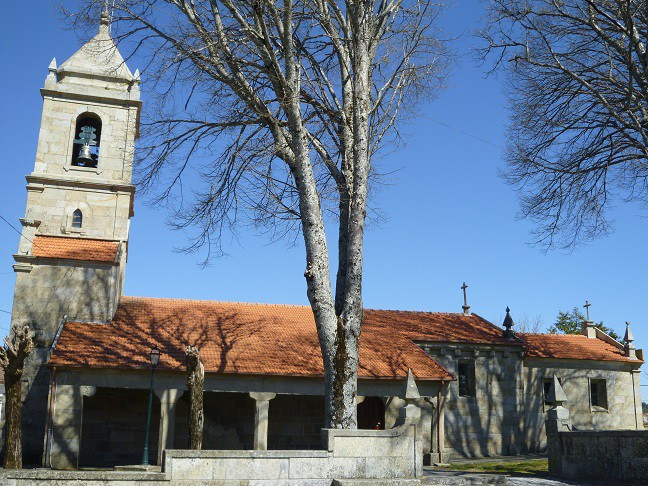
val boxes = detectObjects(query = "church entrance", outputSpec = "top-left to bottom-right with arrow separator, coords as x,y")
357,396 -> 385,430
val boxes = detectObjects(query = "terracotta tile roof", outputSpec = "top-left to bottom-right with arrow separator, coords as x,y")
363,310 -> 524,347
49,297 -> 456,381
519,333 -> 640,363
32,236 -> 119,263
50,297 -> 636,381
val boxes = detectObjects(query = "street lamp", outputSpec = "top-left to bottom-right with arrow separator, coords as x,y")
142,346 -> 161,466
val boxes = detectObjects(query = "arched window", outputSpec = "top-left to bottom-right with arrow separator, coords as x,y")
72,113 -> 102,168
72,209 -> 83,228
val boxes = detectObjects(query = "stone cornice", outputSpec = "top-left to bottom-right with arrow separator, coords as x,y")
40,87 -> 141,108
13,253 -> 119,268
26,174 -> 135,194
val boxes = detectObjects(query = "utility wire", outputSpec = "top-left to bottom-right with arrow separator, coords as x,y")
420,114 -> 505,150
0,214 -> 32,244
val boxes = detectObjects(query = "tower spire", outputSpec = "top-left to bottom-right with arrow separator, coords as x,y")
624,322 -> 637,359
502,306 -> 515,339
100,1 -> 111,34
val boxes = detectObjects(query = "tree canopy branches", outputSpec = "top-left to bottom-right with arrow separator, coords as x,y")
479,0 -> 648,249
64,0 -> 450,428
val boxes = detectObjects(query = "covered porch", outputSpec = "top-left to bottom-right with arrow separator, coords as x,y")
43,368 -> 448,469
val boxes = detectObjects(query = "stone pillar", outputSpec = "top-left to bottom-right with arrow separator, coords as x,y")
434,390 -> 446,464
544,375 -> 571,476
156,388 -> 181,465
49,384 -> 95,469
249,392 -> 276,450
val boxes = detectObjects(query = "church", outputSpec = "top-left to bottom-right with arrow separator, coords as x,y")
9,12 -> 645,470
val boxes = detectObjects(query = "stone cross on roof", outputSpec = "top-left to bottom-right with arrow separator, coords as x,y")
583,300 -> 591,320
461,282 -> 470,316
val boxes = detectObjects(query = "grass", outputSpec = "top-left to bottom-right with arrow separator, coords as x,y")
444,458 -> 549,476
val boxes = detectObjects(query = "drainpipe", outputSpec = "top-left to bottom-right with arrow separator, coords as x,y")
437,381 -> 444,464
44,366 -> 57,467
631,366 -> 639,429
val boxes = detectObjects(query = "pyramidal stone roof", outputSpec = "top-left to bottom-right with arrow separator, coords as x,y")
57,21 -> 134,82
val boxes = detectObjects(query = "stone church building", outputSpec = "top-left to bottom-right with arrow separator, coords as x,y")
9,13 -> 645,470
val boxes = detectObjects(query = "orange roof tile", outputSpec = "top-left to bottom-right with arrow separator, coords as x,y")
49,297 -> 455,381
363,309 -> 522,346
32,236 -> 119,263
519,333 -> 639,362
49,297 -> 637,381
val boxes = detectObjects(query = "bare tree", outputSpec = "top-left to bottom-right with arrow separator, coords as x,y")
0,326 -> 34,469
479,0 -> 648,249
515,314 -> 544,334
66,0 -> 448,428
185,345 -> 204,449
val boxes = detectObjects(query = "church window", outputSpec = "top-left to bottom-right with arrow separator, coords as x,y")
72,113 -> 102,168
71,209 -> 83,228
590,379 -> 608,409
458,359 -> 476,397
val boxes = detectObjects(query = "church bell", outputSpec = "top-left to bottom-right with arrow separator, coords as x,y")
76,144 -> 94,166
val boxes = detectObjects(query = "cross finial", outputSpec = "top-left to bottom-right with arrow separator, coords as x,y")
100,0 -> 111,34
583,300 -> 591,321
461,282 -> 470,315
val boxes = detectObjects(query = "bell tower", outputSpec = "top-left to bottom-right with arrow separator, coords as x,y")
10,10 -> 141,465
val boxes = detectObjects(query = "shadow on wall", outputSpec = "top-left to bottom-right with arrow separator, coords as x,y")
17,261 -> 118,467
79,388 -> 161,468
173,391 -> 254,450
441,352 -> 548,458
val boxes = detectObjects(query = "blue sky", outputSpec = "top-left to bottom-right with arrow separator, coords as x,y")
0,2 -> 646,398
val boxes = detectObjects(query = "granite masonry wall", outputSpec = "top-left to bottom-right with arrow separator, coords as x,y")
547,430 -> 648,482
421,344 -> 643,459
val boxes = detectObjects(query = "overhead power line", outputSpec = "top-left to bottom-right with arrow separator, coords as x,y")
420,115 -> 504,150
0,214 -> 32,244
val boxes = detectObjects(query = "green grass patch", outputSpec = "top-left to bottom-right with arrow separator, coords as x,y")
444,458 -> 549,476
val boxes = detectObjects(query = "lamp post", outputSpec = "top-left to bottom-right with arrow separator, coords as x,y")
142,346 -> 161,466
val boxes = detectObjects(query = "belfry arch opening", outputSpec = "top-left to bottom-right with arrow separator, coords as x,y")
72,113 -> 102,168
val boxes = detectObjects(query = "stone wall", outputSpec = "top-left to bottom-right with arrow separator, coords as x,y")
422,344 -> 526,459
174,391 -> 255,450
268,394 -> 325,450
80,388 -> 161,468
421,344 -> 643,460
547,429 -> 648,482
2,422 -> 423,485
523,358 -> 643,451
12,260 -> 121,466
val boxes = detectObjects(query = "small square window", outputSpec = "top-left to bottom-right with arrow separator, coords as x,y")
458,360 -> 476,397
590,379 -> 608,409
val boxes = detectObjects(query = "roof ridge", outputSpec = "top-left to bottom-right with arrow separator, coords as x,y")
519,332 -> 587,337
123,296 -> 482,315
123,295 -> 312,309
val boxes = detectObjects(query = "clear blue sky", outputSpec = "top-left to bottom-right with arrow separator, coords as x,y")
1,2 -> 646,398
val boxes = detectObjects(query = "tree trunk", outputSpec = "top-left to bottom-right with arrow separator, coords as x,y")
185,346 -> 204,450
0,325 -> 34,469
4,373 -> 23,469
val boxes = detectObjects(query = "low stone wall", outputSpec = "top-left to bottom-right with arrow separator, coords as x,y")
548,429 -> 648,482
163,424 -> 422,484
1,422 -> 422,485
